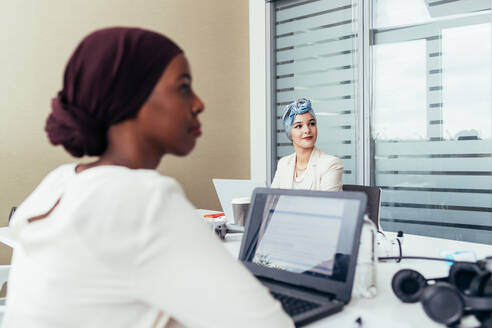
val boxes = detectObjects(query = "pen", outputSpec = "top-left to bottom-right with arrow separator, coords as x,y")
353,316 -> 363,328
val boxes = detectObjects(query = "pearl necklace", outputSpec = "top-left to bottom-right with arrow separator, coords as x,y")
296,162 -> 308,170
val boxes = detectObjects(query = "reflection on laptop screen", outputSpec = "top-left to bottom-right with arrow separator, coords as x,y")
245,193 -> 361,282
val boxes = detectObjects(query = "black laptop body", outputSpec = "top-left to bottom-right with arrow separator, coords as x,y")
238,188 -> 367,327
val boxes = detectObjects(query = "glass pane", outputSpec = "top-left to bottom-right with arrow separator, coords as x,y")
273,0 -> 360,184
373,40 -> 427,140
442,23 -> 491,139
371,0 -> 492,244
374,0 -> 491,28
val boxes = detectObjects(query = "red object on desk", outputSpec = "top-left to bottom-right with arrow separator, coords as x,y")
203,213 -> 225,218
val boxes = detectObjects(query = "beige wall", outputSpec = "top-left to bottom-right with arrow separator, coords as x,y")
0,0 -> 250,264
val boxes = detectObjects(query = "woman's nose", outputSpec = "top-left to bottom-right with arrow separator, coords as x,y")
192,93 -> 205,115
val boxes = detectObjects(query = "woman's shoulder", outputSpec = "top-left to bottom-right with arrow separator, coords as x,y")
313,148 -> 343,168
76,166 -> 182,194
21,163 -> 78,199
40,163 -> 77,184
66,168 -> 188,231
10,164 -> 78,222
277,152 -> 296,166
125,170 -> 184,195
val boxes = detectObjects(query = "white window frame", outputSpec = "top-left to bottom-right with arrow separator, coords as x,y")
249,0 -> 270,183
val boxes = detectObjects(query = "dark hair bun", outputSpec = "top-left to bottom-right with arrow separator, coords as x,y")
45,95 -> 107,158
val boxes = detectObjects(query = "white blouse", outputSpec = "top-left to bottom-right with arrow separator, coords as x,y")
4,164 -> 292,328
293,156 -> 310,190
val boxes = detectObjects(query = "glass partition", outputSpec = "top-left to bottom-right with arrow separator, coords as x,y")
268,0 -> 492,244
371,0 -> 492,243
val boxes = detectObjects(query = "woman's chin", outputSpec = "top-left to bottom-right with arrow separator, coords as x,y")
294,142 -> 315,150
172,140 -> 196,157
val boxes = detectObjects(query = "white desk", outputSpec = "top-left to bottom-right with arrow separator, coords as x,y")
221,231 -> 492,328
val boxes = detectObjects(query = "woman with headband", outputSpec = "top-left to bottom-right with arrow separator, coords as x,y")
271,98 -> 343,191
4,27 -> 293,328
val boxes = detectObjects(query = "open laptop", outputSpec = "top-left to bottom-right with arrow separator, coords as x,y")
238,188 -> 367,327
212,179 -> 266,223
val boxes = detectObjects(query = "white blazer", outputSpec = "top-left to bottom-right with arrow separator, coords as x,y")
271,147 -> 343,191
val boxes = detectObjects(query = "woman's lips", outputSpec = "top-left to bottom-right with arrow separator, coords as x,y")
303,136 -> 313,140
189,126 -> 202,137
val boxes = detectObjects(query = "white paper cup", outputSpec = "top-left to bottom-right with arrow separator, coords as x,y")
231,197 -> 250,226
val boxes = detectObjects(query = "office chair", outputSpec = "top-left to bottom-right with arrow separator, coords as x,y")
342,184 -> 381,229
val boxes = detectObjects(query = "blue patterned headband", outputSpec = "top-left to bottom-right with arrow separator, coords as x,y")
282,98 -> 316,141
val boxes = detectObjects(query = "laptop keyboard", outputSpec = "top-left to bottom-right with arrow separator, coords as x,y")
270,291 -> 322,317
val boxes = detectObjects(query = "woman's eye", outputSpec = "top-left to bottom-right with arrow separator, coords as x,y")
310,122 -> 316,126
294,125 -> 302,129
180,84 -> 192,95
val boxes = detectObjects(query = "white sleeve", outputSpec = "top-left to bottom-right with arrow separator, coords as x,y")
270,167 -> 281,188
270,157 -> 286,189
134,179 -> 293,328
319,157 -> 344,191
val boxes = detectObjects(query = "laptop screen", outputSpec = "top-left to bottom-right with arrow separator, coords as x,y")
239,189 -> 366,301
252,195 -> 345,278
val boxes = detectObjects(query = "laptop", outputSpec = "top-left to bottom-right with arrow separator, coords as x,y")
238,188 -> 367,327
212,179 -> 266,223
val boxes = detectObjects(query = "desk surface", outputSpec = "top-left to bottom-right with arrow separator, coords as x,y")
222,231 -> 492,328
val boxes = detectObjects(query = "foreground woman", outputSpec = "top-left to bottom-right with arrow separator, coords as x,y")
271,98 -> 343,191
4,27 -> 292,328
